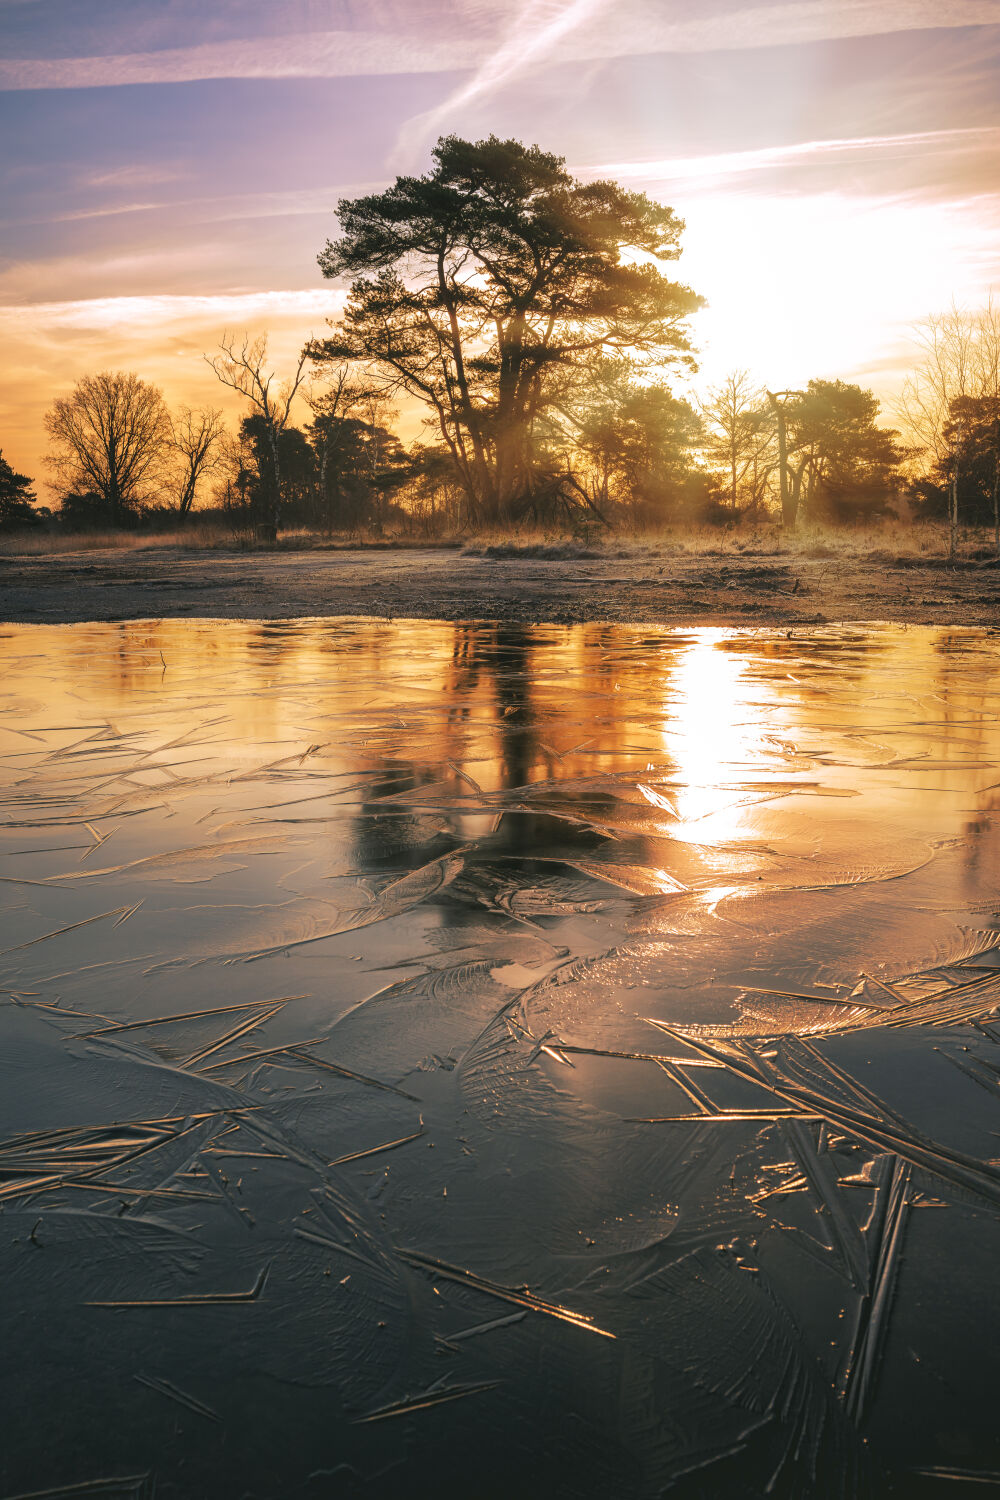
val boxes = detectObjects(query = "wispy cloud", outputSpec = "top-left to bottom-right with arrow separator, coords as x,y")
0,289 -> 341,333
85,164 -> 186,189
630,0 -> 1000,57
46,183 -> 378,227
2,1 -> 997,92
0,288 -> 341,494
394,0 -> 606,165
593,125 -> 1000,189
0,29 -> 476,91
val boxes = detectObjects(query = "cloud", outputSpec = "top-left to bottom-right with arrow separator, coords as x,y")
592,125 -> 1000,190
0,29 -> 477,91
47,183 -> 372,226
394,0 -> 605,164
2,1 -> 998,91
0,288 -> 341,334
85,164 -> 186,188
0,288 -> 345,487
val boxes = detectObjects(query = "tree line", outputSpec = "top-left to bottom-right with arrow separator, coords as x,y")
2,135 -> 998,541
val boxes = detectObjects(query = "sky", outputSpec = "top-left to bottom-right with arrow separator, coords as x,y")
2,0 -> 1000,488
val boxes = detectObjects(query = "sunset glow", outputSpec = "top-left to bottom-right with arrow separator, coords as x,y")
2,1 -> 999,486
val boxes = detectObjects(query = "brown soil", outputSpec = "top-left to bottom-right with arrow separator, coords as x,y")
1,543 -> 998,627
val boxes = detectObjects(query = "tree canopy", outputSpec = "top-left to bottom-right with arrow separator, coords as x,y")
207,334 -> 308,532
0,450 -> 38,530
929,394 -> 1000,537
315,134 -> 703,523
171,406 -> 225,515
783,380 -> 904,522
44,371 -> 172,522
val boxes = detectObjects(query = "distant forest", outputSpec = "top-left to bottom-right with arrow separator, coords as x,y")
4,136 -> 999,542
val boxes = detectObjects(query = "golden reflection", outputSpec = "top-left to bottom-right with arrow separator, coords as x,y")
1,618 -> 998,895
663,628 -> 773,842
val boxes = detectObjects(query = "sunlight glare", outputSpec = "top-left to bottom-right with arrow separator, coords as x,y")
664,630 -> 765,841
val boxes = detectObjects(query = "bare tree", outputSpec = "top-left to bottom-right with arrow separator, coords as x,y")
897,297 -> 1000,549
206,333 -> 308,534
44,371 -> 172,522
975,300 -> 1000,552
171,406 -> 225,514
898,305 -> 977,469
303,360 -> 369,425
701,371 -> 774,513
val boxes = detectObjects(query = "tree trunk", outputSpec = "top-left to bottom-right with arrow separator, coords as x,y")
108,476 -> 122,527
269,429 -> 282,534
950,445 -> 960,558
767,393 -> 796,528
777,409 -> 794,527
993,419 -> 999,558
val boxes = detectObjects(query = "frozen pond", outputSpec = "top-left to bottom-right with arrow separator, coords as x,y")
2,618 -> 1000,1498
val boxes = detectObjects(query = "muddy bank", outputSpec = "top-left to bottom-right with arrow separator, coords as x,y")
2,543 -> 998,625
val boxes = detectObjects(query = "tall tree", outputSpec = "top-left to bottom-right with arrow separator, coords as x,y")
405,442 -> 467,533
303,361 -> 379,530
934,395 -> 1000,545
44,371 -> 171,523
701,371 -> 774,513
237,415 -> 316,525
171,406 -> 225,514
781,380 -> 904,525
898,299 -> 1000,471
0,450 -> 38,529
314,134 -> 702,524
898,300 -> 1000,548
207,333 -> 308,534
567,362 -> 704,521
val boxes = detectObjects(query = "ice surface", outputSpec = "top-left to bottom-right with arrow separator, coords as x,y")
1,619 -> 999,1498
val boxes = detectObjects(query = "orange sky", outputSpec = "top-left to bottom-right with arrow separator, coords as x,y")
2,1 -> 999,491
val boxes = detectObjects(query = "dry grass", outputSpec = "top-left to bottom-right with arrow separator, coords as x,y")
462,521 -> 986,563
0,526 -> 233,556
0,526 -> 463,557
0,519 -> 990,562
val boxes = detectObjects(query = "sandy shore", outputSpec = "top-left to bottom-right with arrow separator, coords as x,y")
1,543 -> 998,626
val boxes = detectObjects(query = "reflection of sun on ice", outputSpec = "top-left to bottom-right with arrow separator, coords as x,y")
663,630 -> 769,842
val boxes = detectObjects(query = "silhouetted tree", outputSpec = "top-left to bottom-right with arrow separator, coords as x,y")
207,333 -> 308,535
314,135 -> 702,524
303,361 -> 370,529
405,443 -> 468,532
237,415 -> 316,526
782,380 -> 905,524
898,299 -> 1000,548
303,369 -> 413,532
918,394 -> 1000,542
306,410 -> 367,530
171,406 -> 225,514
611,385 -> 708,524
0,450 -> 38,530
59,490 -> 113,529
44,371 -> 172,523
701,371 -> 774,514
898,299 -> 1000,473
568,365 -> 705,522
